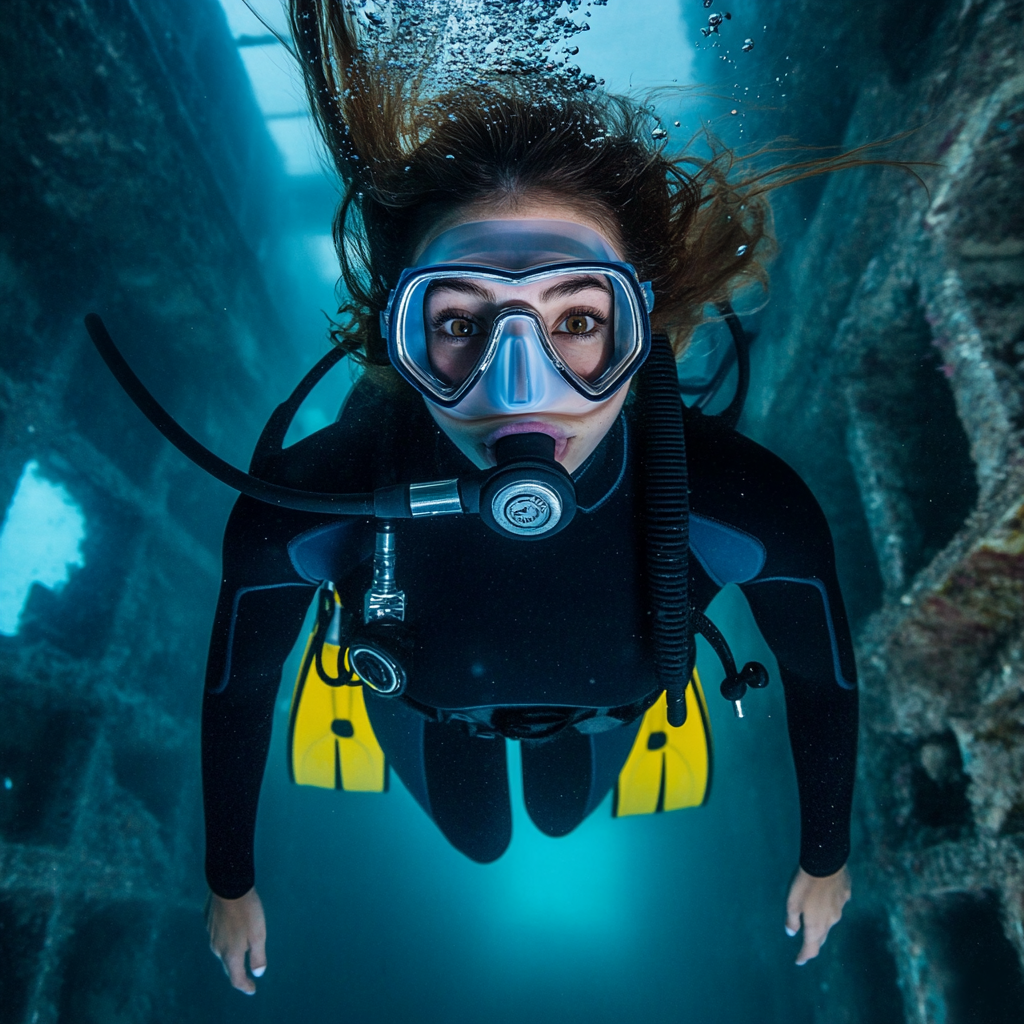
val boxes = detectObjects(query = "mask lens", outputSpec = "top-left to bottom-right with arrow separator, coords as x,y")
545,272 -> 618,383
390,265 -> 647,404
423,280 -> 491,389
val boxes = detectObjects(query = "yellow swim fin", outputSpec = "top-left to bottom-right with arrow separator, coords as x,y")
613,669 -> 712,817
287,591 -> 388,793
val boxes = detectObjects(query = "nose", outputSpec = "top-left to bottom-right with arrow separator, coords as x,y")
497,315 -> 543,407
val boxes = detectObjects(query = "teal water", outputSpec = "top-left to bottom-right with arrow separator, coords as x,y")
0,0 -> 911,1019
238,587 -> 826,1023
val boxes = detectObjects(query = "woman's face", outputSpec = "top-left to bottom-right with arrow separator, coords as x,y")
415,202 -> 631,473
424,273 -> 614,387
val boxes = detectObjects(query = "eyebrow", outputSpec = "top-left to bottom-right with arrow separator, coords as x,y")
425,279 -> 495,302
427,274 -> 613,305
539,275 -> 613,301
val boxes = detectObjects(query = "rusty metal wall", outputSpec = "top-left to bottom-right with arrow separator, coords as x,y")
0,1 -> 298,1020
733,0 -> 1024,1019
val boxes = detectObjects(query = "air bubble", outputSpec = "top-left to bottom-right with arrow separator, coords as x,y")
341,0 -> 612,91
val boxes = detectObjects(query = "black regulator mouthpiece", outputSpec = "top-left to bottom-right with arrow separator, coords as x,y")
478,432 -> 577,540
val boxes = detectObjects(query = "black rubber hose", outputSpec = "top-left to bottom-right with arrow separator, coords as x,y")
677,342 -> 736,400
251,345 -> 346,473
715,301 -> 750,430
691,609 -> 737,680
84,314 -> 374,516
639,334 -> 692,727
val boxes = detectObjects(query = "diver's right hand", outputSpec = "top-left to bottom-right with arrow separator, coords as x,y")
206,887 -> 267,994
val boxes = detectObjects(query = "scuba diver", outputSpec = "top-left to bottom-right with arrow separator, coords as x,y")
84,0 -> 865,995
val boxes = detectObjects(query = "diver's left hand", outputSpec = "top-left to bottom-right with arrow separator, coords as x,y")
785,864 -> 851,965
206,887 -> 267,993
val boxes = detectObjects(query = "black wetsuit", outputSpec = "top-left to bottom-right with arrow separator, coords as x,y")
202,376 -> 858,899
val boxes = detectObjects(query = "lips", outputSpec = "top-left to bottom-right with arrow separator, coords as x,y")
484,420 -> 570,461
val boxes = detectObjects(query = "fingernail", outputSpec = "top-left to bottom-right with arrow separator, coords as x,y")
796,960 -> 807,967
252,966 -> 266,977
785,927 -> 797,937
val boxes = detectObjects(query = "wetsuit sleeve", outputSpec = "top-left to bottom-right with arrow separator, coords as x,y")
201,377 -> 411,897
202,495 -> 320,899
737,460 -> 858,878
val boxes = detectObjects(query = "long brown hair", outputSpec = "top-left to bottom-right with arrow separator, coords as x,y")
288,0 -> 906,367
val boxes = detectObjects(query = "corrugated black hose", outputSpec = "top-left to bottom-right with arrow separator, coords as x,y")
639,333 -> 693,727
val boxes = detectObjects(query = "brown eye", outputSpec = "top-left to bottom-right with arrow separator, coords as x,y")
560,315 -> 595,336
445,318 -> 478,337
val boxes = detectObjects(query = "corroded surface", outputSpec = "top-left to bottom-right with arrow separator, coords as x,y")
0,0 -> 1020,1020
741,0 -> 1024,1019
0,0 -> 300,1021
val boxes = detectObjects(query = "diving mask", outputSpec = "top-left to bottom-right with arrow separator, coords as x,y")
382,220 -> 655,417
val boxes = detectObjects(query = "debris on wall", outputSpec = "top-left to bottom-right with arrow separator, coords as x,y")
740,0 -> 1024,1019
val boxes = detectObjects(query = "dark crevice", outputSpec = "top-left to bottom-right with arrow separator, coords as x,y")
919,891 -> 1024,1023
849,286 -> 978,592
878,730 -> 973,849
0,698 -> 97,847
813,908 -> 905,1024
0,895 -> 51,1024
900,324 -> 978,576
57,903 -> 153,1023
910,731 -> 972,834
878,0 -> 951,84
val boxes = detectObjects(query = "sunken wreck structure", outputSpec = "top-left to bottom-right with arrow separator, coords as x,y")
0,0 -> 1023,1021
